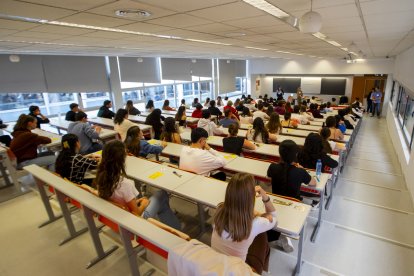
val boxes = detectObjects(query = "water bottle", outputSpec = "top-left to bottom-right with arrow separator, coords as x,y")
316,159 -> 322,181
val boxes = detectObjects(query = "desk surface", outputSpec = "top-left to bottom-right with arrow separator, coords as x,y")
48,118 -> 117,140
88,117 -> 152,132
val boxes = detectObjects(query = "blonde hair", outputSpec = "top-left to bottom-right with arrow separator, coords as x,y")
213,173 -> 255,242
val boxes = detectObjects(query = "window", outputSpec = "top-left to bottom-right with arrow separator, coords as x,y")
404,98 -> 414,148
81,92 -> 110,109
122,89 -> 144,103
200,82 -> 212,102
0,93 -> 46,122
46,93 -> 75,115
144,86 -> 165,109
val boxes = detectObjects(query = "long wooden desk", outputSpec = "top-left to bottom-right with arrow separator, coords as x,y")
86,117 -> 153,137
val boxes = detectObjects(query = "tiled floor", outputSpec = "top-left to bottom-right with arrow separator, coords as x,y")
1,115 -> 413,276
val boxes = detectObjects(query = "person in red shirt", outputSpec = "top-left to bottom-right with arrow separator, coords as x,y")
10,114 -> 56,170
223,100 -> 239,119
191,103 -> 203,118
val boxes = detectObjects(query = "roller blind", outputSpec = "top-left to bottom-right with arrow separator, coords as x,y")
235,60 -> 246,77
161,58 -> 192,81
191,59 -> 212,77
218,59 -> 236,93
42,56 -> 109,92
118,57 -> 160,83
0,55 -> 47,93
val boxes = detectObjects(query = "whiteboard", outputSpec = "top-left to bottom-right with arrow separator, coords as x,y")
301,77 -> 321,94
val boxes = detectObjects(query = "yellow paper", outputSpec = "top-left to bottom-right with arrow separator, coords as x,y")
223,154 -> 236,160
95,150 -> 102,155
52,137 -> 59,141
148,139 -> 158,145
148,171 -> 164,179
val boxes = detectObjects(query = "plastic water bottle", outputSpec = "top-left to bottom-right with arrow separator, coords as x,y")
316,159 -> 322,181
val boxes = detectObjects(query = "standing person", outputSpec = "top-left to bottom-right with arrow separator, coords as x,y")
10,114 -> 55,170
276,86 -> 284,101
145,100 -> 155,112
145,109 -> 164,139
68,111 -> 102,154
114,108 -> 137,142
55,134 -> 99,186
65,103 -> 79,122
97,100 -> 115,119
296,87 -> 303,106
197,110 -> 224,136
371,87 -> 383,117
175,106 -> 187,126
96,140 -> 180,229
211,173 -> 276,274
125,126 -> 166,158
28,105 -> 49,128
125,100 -> 141,116
223,124 -> 256,156
162,100 -> 176,111
179,127 -> 226,180
366,88 -> 374,114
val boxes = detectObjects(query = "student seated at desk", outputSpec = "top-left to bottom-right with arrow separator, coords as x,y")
180,99 -> 190,109
145,109 -> 164,140
191,103 -> 203,118
308,103 -> 324,119
252,103 -> 270,121
320,127 -> 334,154
342,108 -> 357,128
68,112 -> 102,154
162,100 -> 176,111
240,108 -> 253,124
216,96 -> 224,106
55,134 -> 99,186
145,100 -> 154,113
266,113 -> 282,137
325,116 -> 344,141
28,105 -> 49,128
204,97 -> 210,107
223,124 -> 256,156
211,173 -> 276,274
10,114 -> 56,170
291,105 -> 309,125
125,100 -> 141,116
274,101 -> 285,115
219,109 -> 239,128
298,133 -> 338,172
224,100 -> 240,120
192,98 -> 199,108
65,103 -> 79,122
97,100 -> 115,119
96,140 -> 180,229
334,115 -> 347,134
267,140 -> 316,252
281,112 -> 298,128
247,118 -> 273,144
179,128 -> 226,181
175,106 -> 187,126
114,108 -> 137,142
125,126 -> 166,158
198,110 -> 224,136
208,100 -> 223,117
161,117 -> 182,144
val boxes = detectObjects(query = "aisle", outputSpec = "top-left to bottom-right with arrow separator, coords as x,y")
268,116 -> 414,275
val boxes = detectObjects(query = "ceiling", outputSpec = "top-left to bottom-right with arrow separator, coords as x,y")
0,0 -> 413,60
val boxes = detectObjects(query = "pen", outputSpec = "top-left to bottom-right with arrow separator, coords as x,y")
173,171 -> 182,178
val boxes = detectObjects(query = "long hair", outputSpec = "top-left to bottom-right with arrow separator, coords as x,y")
320,127 -> 332,154
55,134 -> 79,178
161,117 -> 178,142
266,113 -> 282,134
162,100 -> 170,109
175,106 -> 186,121
213,173 -> 255,242
145,109 -> 162,126
252,117 -> 269,143
114,108 -> 128,125
96,140 -> 127,200
278,140 -> 299,190
298,133 -> 324,167
13,114 -> 35,132
325,116 -> 337,128
124,126 -> 141,157
146,100 -> 154,109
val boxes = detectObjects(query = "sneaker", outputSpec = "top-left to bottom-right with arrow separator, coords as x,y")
275,235 -> 294,253
311,200 -> 320,211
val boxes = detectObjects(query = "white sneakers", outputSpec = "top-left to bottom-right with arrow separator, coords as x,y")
275,235 -> 294,253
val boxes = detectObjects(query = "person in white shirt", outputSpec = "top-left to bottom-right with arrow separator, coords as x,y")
252,103 -> 270,121
197,110 -> 224,136
179,127 -> 227,181
211,173 -> 276,274
113,108 -> 137,141
291,105 -> 309,125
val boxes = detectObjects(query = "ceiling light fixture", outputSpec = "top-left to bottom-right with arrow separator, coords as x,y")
115,9 -> 151,18
326,40 -> 341,47
299,0 -> 322,33
242,0 -> 289,18
245,46 -> 269,51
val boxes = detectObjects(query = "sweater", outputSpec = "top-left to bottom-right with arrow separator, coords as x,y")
10,130 -> 51,163
67,121 -> 100,154
97,106 -> 115,119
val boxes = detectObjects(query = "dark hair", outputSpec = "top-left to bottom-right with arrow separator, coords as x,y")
69,103 -> 78,110
146,100 -> 154,109
228,123 -> 239,136
55,134 -> 79,179
252,117 -> 269,143
125,100 -> 134,113
284,112 -> 292,120
196,103 -> 203,110
114,108 -> 128,125
13,114 -> 36,132
161,117 -> 178,142
29,105 -> 39,113
75,111 -> 87,121
191,127 -> 208,143
204,97 -> 210,104
193,98 -> 199,104
278,140 -> 299,190
162,100 -> 170,108
175,106 -> 186,121
124,126 -> 141,157
145,109 -> 163,138
202,109 -> 211,119
266,106 -> 274,117
257,103 -> 264,110
210,100 -> 216,107
181,99 -> 185,104
242,107 -> 251,116
96,141 -> 127,200
320,127 -> 332,154
298,133 -> 324,167
224,109 -> 231,117
104,100 -> 111,106
326,102 -> 331,108
325,116 -> 337,128
267,113 -> 282,134
331,97 -> 336,102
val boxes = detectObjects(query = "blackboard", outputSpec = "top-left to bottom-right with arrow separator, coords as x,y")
320,78 -> 346,95
273,78 -> 301,94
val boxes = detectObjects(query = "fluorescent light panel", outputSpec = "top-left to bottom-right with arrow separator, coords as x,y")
326,40 -> 342,47
245,46 -> 269,51
242,0 -> 289,18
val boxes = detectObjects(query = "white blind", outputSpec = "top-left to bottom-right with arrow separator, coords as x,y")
118,57 -> 160,83
0,55 -> 47,93
191,59 -> 212,77
235,60 -> 246,77
161,58 -> 192,81
218,59 -> 236,93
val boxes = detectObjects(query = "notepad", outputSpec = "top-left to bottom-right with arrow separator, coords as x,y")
148,172 -> 164,179
223,154 -> 236,160
148,139 -> 158,145
95,150 -> 102,155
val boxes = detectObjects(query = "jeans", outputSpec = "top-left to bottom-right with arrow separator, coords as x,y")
372,103 -> 381,117
142,190 -> 181,230
18,152 -> 56,171
366,100 -> 373,113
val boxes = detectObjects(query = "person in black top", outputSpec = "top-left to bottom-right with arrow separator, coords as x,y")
297,133 -> 338,172
65,103 -> 79,122
267,140 -> 316,200
97,100 -> 115,119
276,86 -> 284,101
125,100 -> 141,115
222,123 -> 255,156
145,108 -> 164,139
28,105 -> 49,128
208,100 -> 222,117
366,88 -> 374,113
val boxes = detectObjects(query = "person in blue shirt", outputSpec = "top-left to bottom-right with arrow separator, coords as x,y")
219,109 -> 239,128
371,87 -> 383,117
124,126 -> 166,158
